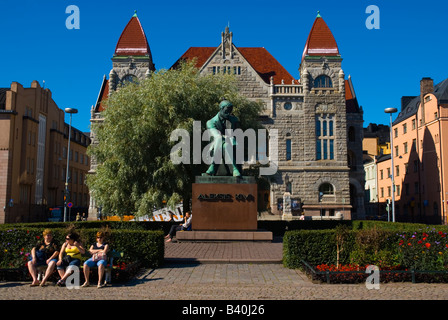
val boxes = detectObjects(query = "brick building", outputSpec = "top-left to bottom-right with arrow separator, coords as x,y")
89,12 -> 365,220
0,81 -> 90,223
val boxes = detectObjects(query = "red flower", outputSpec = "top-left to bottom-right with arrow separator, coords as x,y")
425,243 -> 431,249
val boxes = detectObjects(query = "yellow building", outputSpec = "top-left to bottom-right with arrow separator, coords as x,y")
0,81 -> 90,223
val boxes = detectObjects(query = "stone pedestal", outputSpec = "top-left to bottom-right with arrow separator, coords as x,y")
188,175 -> 272,241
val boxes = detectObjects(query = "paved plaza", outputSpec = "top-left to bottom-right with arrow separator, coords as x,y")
1,239 -> 448,301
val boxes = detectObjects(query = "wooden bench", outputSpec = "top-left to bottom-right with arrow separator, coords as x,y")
36,250 -> 124,285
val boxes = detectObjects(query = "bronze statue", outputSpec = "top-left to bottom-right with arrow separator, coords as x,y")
204,100 -> 242,177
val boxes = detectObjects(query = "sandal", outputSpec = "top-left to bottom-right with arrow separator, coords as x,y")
81,282 -> 90,287
57,279 -> 65,287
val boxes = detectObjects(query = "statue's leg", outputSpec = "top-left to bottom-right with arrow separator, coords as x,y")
223,141 -> 241,177
206,163 -> 217,175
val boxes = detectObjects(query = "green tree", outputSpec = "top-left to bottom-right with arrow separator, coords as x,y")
87,61 -> 263,218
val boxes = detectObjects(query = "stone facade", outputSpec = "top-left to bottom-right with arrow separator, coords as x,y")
89,14 -> 365,220
194,27 -> 364,219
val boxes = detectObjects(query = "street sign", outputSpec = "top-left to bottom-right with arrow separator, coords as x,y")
67,202 -> 73,208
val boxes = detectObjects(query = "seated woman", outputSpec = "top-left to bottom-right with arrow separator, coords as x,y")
165,211 -> 192,243
82,231 -> 109,288
27,229 -> 59,287
56,232 -> 85,286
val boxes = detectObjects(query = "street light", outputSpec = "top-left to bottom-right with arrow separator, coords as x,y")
384,107 -> 397,222
63,108 -> 78,222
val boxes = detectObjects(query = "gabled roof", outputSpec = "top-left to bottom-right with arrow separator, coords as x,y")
345,78 -> 360,113
172,46 -> 295,85
302,14 -> 339,61
114,13 -> 152,57
94,76 -> 109,113
433,78 -> 448,102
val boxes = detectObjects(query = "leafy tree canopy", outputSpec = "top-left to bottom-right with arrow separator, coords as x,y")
87,61 -> 263,218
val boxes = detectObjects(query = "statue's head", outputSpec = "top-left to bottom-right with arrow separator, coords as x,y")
219,100 -> 233,119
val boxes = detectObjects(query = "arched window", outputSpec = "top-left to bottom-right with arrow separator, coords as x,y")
319,183 -> 334,195
314,75 -> 333,88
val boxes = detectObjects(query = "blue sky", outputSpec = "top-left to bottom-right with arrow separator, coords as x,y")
1,0 -> 447,133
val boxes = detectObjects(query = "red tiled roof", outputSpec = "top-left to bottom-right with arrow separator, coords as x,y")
115,16 -> 151,56
302,16 -> 339,61
172,46 -> 295,85
172,47 -> 216,69
238,47 -> 295,84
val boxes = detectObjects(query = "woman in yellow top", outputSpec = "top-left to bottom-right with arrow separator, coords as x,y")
56,232 -> 85,286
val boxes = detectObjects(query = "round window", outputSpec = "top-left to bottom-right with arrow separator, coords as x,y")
284,102 -> 292,110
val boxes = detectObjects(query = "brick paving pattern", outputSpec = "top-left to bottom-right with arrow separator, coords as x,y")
1,239 -> 448,300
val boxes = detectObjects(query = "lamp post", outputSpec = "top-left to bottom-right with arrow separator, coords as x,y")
385,107 -> 397,222
63,108 -> 78,222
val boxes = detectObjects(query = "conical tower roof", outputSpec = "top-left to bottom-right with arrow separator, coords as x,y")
301,12 -> 339,61
114,11 -> 152,57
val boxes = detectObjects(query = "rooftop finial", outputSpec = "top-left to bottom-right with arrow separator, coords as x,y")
317,11 -> 321,18
133,10 -> 138,17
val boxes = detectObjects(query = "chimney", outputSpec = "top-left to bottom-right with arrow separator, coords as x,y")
420,77 -> 434,96
420,77 -> 433,124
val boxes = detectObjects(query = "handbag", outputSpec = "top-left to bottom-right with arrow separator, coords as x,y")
92,252 -> 107,262
62,255 -> 73,266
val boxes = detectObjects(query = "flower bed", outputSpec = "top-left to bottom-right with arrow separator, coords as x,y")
302,261 -> 448,284
286,226 -> 448,284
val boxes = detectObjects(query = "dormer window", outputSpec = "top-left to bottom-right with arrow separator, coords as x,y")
314,75 -> 333,88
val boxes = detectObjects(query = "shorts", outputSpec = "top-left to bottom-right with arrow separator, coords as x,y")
84,258 -> 108,268
57,257 -> 81,270
29,256 -> 57,267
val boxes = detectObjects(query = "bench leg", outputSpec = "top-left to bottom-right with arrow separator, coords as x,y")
105,268 -> 111,284
37,266 -> 47,281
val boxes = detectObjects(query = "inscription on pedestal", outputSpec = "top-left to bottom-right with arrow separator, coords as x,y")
192,176 -> 257,231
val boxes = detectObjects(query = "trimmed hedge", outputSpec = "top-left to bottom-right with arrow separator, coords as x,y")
283,222 -> 448,270
0,225 -> 164,269
283,229 -> 357,268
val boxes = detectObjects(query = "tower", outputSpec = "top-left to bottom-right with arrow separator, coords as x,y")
88,11 -> 155,219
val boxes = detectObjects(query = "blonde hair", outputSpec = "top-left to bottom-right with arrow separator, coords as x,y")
42,229 -> 52,236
